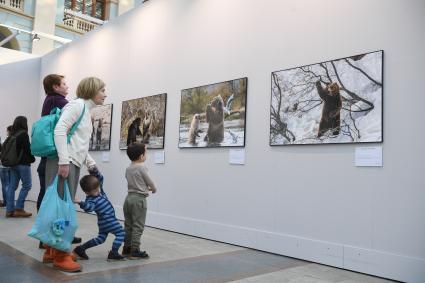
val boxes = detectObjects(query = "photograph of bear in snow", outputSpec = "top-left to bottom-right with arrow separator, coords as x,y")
179,78 -> 247,148
89,104 -> 113,151
119,93 -> 167,149
270,50 -> 383,145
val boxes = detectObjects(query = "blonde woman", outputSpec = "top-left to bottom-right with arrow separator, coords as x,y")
43,77 -> 107,272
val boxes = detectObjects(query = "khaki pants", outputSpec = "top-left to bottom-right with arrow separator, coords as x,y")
45,158 -> 80,199
123,193 -> 147,250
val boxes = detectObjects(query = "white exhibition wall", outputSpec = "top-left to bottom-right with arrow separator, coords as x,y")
6,0 -> 425,282
0,58 -> 40,141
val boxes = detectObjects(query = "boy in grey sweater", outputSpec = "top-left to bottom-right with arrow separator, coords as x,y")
122,142 -> 157,259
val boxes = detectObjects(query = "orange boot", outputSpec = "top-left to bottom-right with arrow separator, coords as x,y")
42,245 -> 53,263
52,249 -> 82,272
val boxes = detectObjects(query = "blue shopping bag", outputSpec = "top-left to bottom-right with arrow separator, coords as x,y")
28,176 -> 78,252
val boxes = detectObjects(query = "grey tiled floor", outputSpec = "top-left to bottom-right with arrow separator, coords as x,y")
0,202 -> 397,283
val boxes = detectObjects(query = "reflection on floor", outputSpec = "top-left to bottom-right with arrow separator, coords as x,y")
0,202 -> 397,283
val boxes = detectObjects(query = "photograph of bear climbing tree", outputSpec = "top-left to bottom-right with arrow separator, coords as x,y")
270,50 -> 383,145
89,104 -> 113,151
119,93 -> 167,149
179,77 -> 247,148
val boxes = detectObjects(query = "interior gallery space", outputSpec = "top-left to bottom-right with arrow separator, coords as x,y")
0,0 -> 424,282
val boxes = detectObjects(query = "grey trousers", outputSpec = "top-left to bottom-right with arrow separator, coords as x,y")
45,158 -> 80,199
123,193 -> 147,250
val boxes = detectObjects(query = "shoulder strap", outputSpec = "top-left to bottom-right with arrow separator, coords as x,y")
67,105 -> 86,143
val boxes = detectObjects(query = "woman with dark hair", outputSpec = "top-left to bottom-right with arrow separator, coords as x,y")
0,126 -> 12,208
5,116 -> 35,217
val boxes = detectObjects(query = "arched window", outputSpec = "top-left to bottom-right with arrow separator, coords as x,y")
64,0 -> 106,20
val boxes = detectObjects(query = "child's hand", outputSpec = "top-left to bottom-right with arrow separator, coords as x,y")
73,198 -> 81,204
88,165 -> 99,175
149,187 -> 157,194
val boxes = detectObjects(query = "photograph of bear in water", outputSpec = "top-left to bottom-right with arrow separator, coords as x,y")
119,93 -> 167,149
270,50 -> 383,145
179,77 -> 247,148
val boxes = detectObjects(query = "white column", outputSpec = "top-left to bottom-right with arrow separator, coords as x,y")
32,0 -> 57,55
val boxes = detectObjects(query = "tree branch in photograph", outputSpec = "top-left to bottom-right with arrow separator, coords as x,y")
330,61 -> 374,110
349,104 -> 361,139
319,62 -> 332,83
340,121 -> 355,141
297,99 -> 322,113
300,66 -> 324,83
272,73 -> 283,116
344,58 -> 382,87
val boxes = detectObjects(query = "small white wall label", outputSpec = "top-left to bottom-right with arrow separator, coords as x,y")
154,150 -> 165,164
229,149 -> 245,165
355,146 -> 382,167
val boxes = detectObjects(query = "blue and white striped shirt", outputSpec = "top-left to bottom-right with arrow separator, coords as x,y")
79,171 -> 121,233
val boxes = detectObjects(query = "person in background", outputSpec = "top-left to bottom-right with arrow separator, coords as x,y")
6,116 -> 35,217
37,74 -> 72,249
0,126 -> 12,208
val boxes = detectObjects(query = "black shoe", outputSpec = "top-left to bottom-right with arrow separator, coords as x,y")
107,250 -> 125,261
122,246 -> 131,257
130,249 -> 149,260
39,241 -> 45,249
73,246 -> 89,260
72,237 -> 82,244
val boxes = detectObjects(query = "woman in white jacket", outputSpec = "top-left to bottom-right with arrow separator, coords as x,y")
44,77 -> 107,272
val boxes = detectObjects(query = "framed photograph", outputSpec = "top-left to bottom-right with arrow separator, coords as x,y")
270,50 -> 383,145
119,93 -> 167,149
89,104 -> 113,151
179,77 -> 247,148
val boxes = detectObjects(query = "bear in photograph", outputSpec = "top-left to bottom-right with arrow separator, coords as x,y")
270,50 -> 383,145
179,78 -> 247,148
119,94 -> 167,149
89,104 -> 113,151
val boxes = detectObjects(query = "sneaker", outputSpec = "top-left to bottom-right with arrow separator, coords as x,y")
13,209 -> 32,217
130,249 -> 149,260
72,237 -> 82,244
107,250 -> 125,261
73,246 -> 89,260
122,246 -> 131,257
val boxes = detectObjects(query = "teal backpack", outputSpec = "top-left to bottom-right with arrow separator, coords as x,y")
31,106 -> 85,158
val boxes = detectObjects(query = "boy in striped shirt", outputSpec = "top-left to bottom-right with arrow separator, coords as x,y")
73,168 -> 125,261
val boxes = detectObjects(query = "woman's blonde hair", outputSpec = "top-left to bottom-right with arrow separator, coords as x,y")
76,77 -> 105,99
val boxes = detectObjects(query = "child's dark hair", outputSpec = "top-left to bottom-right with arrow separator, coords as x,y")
80,175 -> 100,193
126,142 -> 146,161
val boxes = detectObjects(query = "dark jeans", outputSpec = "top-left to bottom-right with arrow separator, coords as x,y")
7,164 -> 32,213
36,157 -> 47,211
0,167 -> 10,205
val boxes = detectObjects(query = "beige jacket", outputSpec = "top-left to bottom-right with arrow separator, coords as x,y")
54,98 -> 96,168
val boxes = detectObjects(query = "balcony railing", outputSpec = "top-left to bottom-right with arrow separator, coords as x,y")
0,0 -> 24,11
63,9 -> 104,33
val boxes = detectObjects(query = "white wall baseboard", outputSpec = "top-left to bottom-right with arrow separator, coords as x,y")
146,211 -> 425,283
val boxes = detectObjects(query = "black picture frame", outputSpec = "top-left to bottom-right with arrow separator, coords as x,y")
270,50 -> 383,146
119,93 -> 167,149
89,103 -> 113,151
179,77 -> 248,148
